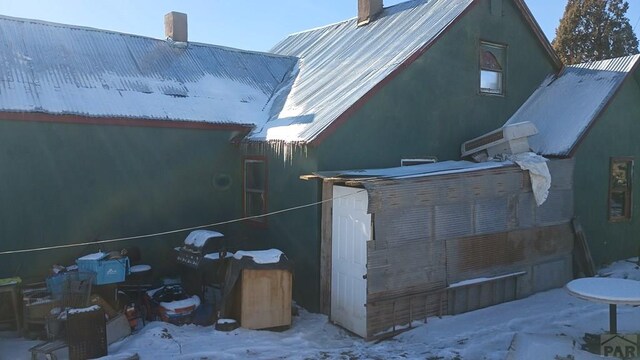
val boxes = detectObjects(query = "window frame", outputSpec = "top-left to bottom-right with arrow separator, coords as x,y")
479,41 -> 507,96
608,157 -> 634,222
242,156 -> 268,225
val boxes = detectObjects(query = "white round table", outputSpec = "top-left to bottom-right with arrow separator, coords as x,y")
565,277 -> 640,333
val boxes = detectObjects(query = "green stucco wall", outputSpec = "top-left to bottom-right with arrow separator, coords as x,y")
248,0 -> 558,312
0,120 -> 243,281
240,145 -> 321,310
573,72 -> 640,265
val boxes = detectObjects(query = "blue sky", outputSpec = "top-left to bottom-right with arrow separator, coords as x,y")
1,0 -> 639,52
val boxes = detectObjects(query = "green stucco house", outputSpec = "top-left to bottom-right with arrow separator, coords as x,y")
0,0 -> 566,313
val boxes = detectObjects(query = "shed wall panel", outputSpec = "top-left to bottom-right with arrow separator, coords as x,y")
536,189 -> 573,225
367,238 -> 446,295
474,197 -> 510,234
374,207 -> 433,249
517,193 -> 536,228
365,166 -> 525,213
435,203 -> 474,239
445,223 -> 574,283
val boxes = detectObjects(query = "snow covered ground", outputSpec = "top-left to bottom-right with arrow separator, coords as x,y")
3,258 -> 640,360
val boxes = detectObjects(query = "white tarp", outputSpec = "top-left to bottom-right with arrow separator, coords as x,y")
509,152 -> 551,206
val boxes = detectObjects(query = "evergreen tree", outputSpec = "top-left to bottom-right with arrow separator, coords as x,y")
552,0 -> 639,64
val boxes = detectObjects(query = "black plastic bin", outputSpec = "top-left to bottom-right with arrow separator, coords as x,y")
66,305 -> 107,360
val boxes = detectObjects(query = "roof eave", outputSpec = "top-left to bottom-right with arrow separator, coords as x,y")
512,0 -> 563,70
0,111 -> 255,132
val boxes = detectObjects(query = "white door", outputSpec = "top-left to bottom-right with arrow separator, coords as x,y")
331,185 -> 370,337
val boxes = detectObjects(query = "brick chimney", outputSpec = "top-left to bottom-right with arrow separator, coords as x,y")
358,0 -> 383,26
164,11 -> 188,42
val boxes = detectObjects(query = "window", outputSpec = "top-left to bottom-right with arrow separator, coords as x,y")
608,157 -> 633,222
480,42 -> 506,95
243,157 -> 267,222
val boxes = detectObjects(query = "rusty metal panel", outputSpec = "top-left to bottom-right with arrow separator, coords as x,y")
445,233 -> 524,283
445,223 -> 574,284
536,189 -> 573,225
435,203 -> 473,240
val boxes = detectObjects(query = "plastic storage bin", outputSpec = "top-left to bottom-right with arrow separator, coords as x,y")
76,252 -> 129,285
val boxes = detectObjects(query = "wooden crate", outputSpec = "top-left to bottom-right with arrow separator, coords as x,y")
235,269 -> 292,330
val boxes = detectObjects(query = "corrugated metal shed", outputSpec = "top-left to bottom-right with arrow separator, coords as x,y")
0,15 -> 297,125
504,54 -> 640,157
250,0 -> 475,142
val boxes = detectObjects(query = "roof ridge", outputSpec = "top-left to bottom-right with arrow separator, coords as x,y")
283,0 -> 427,39
570,53 -> 640,68
0,13 -> 292,60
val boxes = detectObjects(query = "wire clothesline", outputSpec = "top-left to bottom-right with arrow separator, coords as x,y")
0,189 -> 367,256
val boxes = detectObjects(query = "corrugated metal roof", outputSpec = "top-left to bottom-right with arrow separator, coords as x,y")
0,15 -> 297,125
313,160 -> 514,180
505,54 -> 640,157
249,0 -> 475,142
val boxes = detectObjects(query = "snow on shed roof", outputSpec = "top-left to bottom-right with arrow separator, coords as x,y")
312,160 -> 514,181
249,0 -> 475,143
505,54 -> 640,157
0,15 -> 297,126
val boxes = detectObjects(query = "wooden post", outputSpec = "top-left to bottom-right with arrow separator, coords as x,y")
320,181 -> 334,316
610,304 -> 617,334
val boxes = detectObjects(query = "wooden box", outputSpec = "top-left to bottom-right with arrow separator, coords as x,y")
234,269 -> 292,330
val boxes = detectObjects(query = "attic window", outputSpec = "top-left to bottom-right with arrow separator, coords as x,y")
609,157 -> 633,222
480,42 -> 506,95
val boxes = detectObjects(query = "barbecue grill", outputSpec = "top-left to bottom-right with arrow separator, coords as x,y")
175,230 -> 230,299
176,230 -> 227,269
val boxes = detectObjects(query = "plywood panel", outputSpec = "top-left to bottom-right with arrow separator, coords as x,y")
239,269 -> 292,330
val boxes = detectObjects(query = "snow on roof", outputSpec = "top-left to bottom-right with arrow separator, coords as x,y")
249,0 -> 475,143
0,15 -> 297,126
505,54 -> 640,157
313,160 -> 514,180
